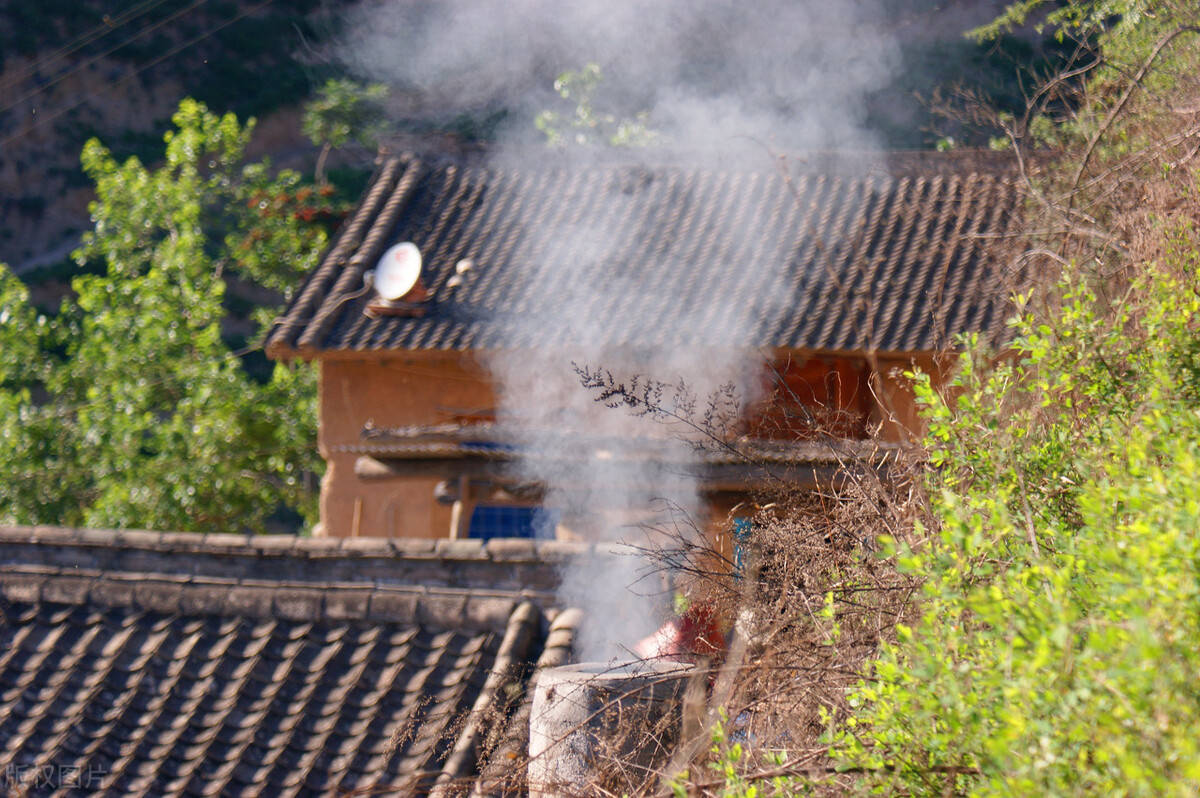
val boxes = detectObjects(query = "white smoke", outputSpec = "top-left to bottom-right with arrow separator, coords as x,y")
339,0 -> 900,661
342,0 -> 898,156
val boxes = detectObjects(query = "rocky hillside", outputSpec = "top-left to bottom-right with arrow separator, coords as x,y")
0,0 -> 1057,282
0,0 -> 335,272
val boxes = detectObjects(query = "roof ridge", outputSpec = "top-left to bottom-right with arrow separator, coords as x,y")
0,565 -> 543,631
472,606 -> 583,795
401,148 -> 1027,177
0,525 -> 637,620
431,601 -> 540,794
0,524 -> 600,560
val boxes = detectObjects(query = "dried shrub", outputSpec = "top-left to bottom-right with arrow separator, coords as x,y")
522,370 -> 931,797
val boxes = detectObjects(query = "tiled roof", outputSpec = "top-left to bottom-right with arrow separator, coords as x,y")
266,152 -> 1024,359
0,526 -> 604,797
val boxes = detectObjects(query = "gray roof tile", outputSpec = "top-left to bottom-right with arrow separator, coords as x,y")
267,153 -> 1024,359
0,526 -> 604,796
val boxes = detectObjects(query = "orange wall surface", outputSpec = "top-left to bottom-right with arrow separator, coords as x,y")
870,353 -> 944,441
318,353 -> 496,539
315,351 -> 945,539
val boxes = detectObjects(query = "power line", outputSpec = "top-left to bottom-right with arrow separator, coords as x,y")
0,0 -> 209,117
0,0 -> 276,151
0,0 -> 174,97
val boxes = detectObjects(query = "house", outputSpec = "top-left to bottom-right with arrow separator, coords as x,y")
266,151 -> 1023,540
0,524 -> 626,796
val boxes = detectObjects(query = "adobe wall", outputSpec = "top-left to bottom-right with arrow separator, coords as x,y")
318,353 -> 496,538
870,353 -> 948,441
315,351 -> 948,539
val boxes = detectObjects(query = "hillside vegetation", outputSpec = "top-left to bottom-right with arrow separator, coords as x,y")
835,2 -> 1200,792
629,2 -> 1200,795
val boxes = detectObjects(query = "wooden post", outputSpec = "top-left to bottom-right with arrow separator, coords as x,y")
351,497 -> 363,538
449,475 -> 472,539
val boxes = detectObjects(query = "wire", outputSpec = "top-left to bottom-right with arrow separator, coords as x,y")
0,0 -> 277,151
0,0 -> 174,98
0,0 -> 209,117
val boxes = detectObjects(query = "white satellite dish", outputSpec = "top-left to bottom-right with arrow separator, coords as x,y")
374,242 -> 422,301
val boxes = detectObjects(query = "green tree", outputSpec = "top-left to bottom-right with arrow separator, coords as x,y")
534,63 -> 659,148
0,265 -> 84,525
0,99 -> 329,533
302,78 -> 389,185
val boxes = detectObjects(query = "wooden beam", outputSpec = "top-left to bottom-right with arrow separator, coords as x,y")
353,455 -> 852,492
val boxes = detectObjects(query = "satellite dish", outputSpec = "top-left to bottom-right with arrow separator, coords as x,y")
374,242 -> 422,301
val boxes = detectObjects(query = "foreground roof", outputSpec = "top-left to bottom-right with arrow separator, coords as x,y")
0,526 -> 601,797
267,151 -> 1024,359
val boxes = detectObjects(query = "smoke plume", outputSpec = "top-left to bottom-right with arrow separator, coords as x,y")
340,0 -> 899,661
342,0 -> 898,156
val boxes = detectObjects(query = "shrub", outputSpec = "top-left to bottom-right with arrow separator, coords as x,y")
834,3 -> 1200,793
